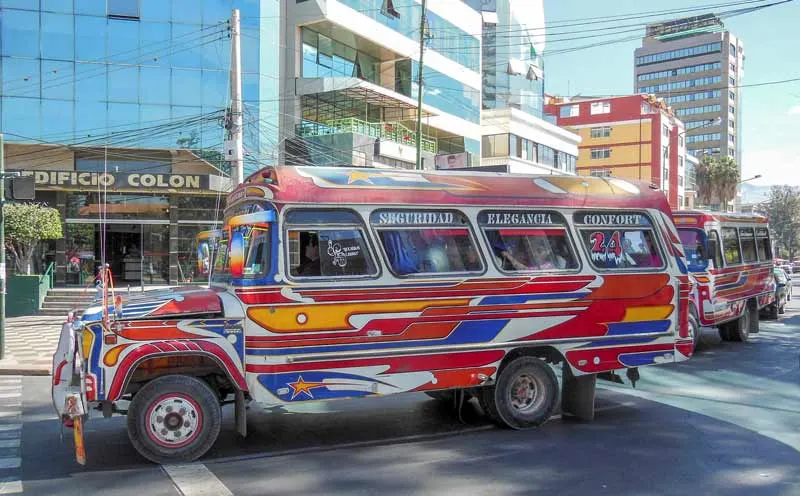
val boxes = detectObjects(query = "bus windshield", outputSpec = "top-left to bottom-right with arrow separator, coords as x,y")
678,228 -> 709,272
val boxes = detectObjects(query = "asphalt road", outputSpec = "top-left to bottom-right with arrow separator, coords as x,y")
4,300 -> 799,495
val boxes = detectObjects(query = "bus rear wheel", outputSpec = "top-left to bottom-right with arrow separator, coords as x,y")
485,357 -> 558,430
127,375 -> 222,464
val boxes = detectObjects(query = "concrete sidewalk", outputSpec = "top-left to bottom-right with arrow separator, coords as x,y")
0,315 -> 65,375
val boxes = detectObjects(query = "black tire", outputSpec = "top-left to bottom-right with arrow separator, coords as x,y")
729,306 -> 751,342
690,308 -> 701,352
718,324 -> 732,341
477,386 -> 503,425
127,375 -> 222,464
486,357 -> 558,430
769,304 -> 780,319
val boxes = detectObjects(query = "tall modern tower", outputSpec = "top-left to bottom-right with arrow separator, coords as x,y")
634,14 -> 743,208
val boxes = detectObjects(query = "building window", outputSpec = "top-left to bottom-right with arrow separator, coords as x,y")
560,105 -> 579,118
482,134 -> 510,158
729,62 -> 736,73
686,133 -> 722,144
679,135 -> 684,147
590,101 -> 611,115
635,42 -> 722,66
730,43 -> 737,57
676,104 -> 722,117
666,90 -> 721,105
663,167 -> 669,182
729,105 -> 735,114
728,148 -> 735,157
539,144 -> 557,167
678,195 -> 684,207
590,169 -> 612,178
729,134 -> 735,143
662,145 -> 669,162
729,76 -> 736,86
678,175 -> 684,187
729,120 -> 735,129
590,148 -> 611,160
108,0 -> 140,19
729,91 -> 735,101
639,75 -> 722,94
662,124 -> 669,137
590,126 -> 611,138
637,62 -> 721,81
679,156 -> 684,169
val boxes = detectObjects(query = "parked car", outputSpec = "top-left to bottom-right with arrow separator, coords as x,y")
782,268 -> 793,300
761,268 -> 789,319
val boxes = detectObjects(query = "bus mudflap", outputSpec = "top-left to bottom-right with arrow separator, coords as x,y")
51,318 -> 89,464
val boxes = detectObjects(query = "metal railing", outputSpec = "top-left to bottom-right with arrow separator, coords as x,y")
297,118 -> 437,154
40,262 -> 55,290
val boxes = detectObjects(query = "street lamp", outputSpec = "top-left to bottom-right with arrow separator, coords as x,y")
738,174 -> 762,185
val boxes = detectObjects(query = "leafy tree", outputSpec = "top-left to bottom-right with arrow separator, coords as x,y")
695,155 -> 740,211
758,186 -> 800,260
3,202 -> 63,274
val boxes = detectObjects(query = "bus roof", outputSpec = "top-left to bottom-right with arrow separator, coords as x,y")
231,166 -> 672,211
673,210 -> 768,225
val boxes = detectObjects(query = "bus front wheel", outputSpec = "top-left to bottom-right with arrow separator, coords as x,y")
485,357 -> 558,430
127,374 -> 222,464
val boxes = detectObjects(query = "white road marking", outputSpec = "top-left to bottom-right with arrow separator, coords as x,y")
162,463 -> 234,496
0,479 -> 22,495
0,440 -> 20,449
0,394 -> 21,400
0,425 -> 21,434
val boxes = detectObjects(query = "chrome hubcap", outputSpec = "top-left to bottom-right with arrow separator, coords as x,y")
148,396 -> 200,446
508,374 -> 545,413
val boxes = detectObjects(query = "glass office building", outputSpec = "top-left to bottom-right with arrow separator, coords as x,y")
0,0 -> 280,285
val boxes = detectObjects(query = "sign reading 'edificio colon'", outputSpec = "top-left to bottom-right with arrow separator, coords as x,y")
20,171 -> 210,190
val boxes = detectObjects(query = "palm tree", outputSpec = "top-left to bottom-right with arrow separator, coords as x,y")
694,155 -> 740,211
695,155 -> 715,206
715,156 -> 740,211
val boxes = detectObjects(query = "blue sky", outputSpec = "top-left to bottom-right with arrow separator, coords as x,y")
543,0 -> 800,186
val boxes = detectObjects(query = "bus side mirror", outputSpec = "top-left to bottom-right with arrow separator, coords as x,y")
230,231 -> 245,277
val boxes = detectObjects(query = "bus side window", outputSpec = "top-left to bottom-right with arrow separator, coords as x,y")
721,227 -> 742,265
371,210 -> 484,277
755,227 -> 772,261
285,209 -> 378,280
707,230 -> 723,269
739,227 -> 757,263
580,228 -> 662,269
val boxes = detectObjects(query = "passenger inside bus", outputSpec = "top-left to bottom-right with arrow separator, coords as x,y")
294,233 -> 321,276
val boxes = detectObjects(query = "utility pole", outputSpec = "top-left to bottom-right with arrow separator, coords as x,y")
227,8 -> 244,185
0,134 -> 5,360
414,0 -> 428,171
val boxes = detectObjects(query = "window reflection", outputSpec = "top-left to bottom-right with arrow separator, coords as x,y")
66,194 -> 170,221
42,13 -> 75,61
1,10 -> 39,58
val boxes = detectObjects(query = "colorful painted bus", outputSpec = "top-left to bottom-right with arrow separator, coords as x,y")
673,210 -> 774,345
53,166 -> 693,464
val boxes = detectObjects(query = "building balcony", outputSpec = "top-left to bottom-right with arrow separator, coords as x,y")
297,118 -> 437,154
